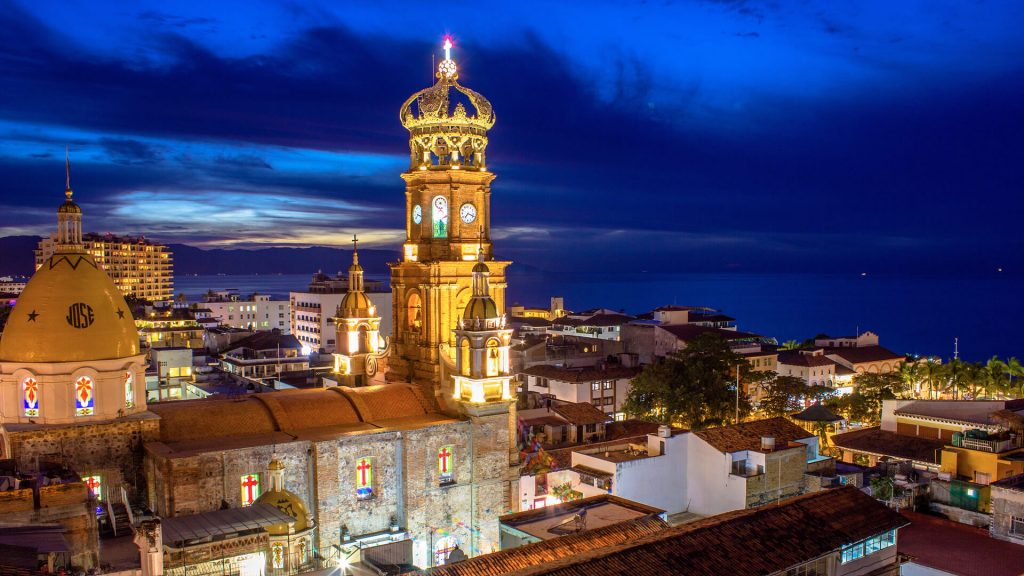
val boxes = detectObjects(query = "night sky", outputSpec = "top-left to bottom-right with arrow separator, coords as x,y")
2,1 -> 1023,274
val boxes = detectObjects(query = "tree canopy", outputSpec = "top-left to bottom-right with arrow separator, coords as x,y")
623,333 -> 751,429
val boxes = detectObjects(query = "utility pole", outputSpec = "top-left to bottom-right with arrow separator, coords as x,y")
735,363 -> 741,424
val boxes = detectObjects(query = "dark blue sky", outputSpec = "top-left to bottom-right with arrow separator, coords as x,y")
2,0 -> 1023,274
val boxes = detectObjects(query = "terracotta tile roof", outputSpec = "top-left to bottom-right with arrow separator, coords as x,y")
150,384 -> 434,447
551,402 -> 613,426
542,436 -> 650,473
424,515 -> 668,576
523,364 -> 641,383
777,351 -> 836,368
692,417 -> 813,454
824,346 -> 903,365
606,420 -> 684,440
501,486 -> 907,576
898,510 -> 1024,576
511,316 -> 553,327
831,426 -> 945,464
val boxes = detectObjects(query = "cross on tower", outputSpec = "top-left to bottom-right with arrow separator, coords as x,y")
443,37 -> 453,61
439,447 -> 452,473
357,459 -> 372,486
241,474 -> 259,504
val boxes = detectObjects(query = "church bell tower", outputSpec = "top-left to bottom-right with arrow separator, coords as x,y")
388,38 -> 510,405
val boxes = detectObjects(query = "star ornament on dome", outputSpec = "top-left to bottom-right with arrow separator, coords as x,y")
27,310 -> 38,322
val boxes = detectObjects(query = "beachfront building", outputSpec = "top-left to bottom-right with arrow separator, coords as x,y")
36,232 -> 173,302
290,270 -> 391,354
203,290 -> 290,332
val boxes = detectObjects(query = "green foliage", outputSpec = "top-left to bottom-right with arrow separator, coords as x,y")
870,475 -> 894,501
779,340 -> 802,350
623,333 -> 751,429
756,373 -> 834,418
826,371 -> 903,424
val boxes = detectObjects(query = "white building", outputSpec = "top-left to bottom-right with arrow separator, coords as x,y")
203,291 -> 290,332
522,364 -> 640,420
290,271 -> 392,354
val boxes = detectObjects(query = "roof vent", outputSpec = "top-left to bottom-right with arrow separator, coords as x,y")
658,425 -> 671,438
761,436 -> 776,451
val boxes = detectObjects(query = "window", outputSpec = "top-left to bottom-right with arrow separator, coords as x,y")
591,382 -> 600,391
83,475 -> 102,500
1012,516 -> 1024,538
485,340 -> 501,376
438,446 -> 455,485
240,473 -> 260,506
841,530 -> 895,564
356,456 -> 374,500
432,196 -> 448,238
603,380 -> 613,390
22,377 -> 39,417
271,542 -> 286,569
785,557 -> 827,576
434,535 -> 459,566
125,371 -> 134,409
75,376 -> 94,416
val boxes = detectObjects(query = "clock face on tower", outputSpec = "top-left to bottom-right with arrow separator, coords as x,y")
460,203 -> 477,224
412,204 -> 422,224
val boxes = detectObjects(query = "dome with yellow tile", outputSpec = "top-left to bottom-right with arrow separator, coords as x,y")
256,456 -> 313,536
0,252 -> 139,363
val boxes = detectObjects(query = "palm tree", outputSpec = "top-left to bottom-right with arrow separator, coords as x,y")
919,360 -> 946,399
780,340 -> 801,350
898,361 -> 922,398
983,357 -> 1010,398
1005,357 -> 1024,397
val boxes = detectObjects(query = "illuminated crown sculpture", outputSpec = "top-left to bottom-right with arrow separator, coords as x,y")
400,38 -> 495,171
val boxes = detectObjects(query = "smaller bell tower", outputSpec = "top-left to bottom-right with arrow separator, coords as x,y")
333,235 -> 386,386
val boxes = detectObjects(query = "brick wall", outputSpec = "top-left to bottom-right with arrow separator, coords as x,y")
746,446 -> 808,508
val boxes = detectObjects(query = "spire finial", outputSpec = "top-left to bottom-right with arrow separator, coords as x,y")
351,234 -> 359,265
438,36 -> 457,79
64,145 -> 72,200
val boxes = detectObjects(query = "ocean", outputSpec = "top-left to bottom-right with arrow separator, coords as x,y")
174,271 -> 1023,362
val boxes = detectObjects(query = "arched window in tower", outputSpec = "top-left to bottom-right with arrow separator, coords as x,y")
74,376 -> 94,416
124,370 -> 134,409
22,377 -> 40,417
460,338 -> 471,376
432,196 -> 448,238
407,293 -> 422,333
486,339 -> 500,377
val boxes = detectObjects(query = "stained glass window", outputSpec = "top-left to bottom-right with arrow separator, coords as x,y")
356,456 -> 374,500
75,376 -> 94,416
22,377 -> 39,417
432,196 -> 448,238
83,475 -> 102,500
271,542 -> 286,569
438,445 -> 454,485
434,536 -> 458,566
240,473 -> 260,507
124,371 -> 134,409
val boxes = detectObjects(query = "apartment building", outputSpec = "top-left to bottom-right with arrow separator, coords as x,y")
203,290 -> 289,332
36,232 -> 173,302
290,270 -> 391,353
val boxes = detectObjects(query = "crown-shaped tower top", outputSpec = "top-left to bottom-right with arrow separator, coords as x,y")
399,37 -> 494,171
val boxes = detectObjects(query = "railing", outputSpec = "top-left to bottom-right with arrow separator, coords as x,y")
960,436 -> 1023,453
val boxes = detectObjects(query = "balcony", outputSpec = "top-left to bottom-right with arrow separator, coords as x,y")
730,459 -> 765,478
954,433 -> 1023,453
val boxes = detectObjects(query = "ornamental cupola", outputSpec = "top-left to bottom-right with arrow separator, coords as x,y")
399,37 -> 494,171
56,148 -> 84,253
337,235 -> 374,318
452,248 -> 512,405
333,235 -> 385,386
461,249 -> 503,331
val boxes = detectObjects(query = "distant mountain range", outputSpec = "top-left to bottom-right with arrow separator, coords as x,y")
0,235 -> 402,277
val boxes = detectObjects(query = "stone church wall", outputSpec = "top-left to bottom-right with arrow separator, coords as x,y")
148,440 -> 311,516
6,416 -> 159,501
314,429 -> 402,549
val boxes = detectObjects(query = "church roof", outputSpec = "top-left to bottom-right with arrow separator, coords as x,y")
0,253 -> 140,363
148,384 -> 441,449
